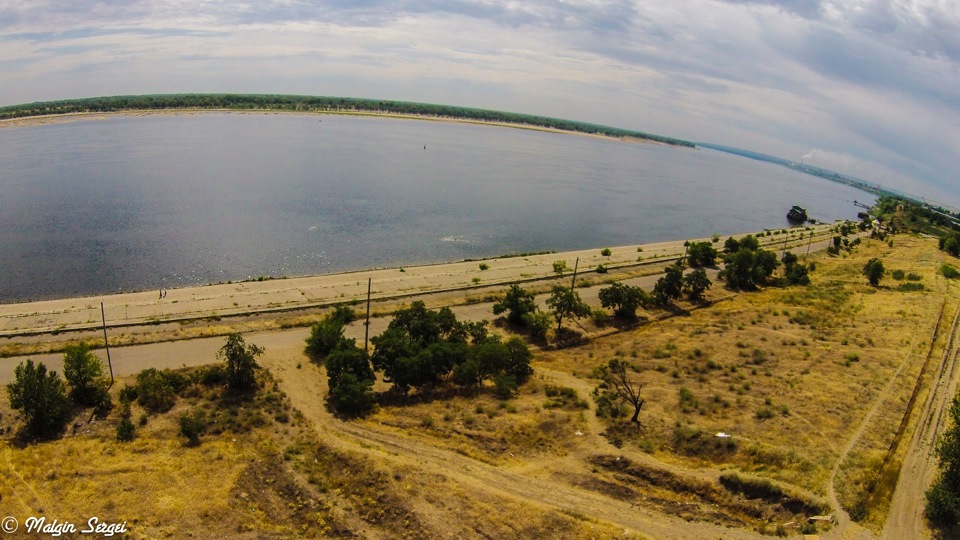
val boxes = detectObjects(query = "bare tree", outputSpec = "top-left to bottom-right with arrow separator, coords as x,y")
594,359 -> 645,424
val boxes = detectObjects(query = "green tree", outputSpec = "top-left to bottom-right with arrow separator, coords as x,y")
943,236 -> 960,257
724,237 -> 740,253
598,282 -> 648,319
686,242 -> 718,267
328,373 -> 376,416
593,359 -> 645,424
7,360 -> 72,438
218,333 -> 264,391
305,313 -> 347,360
63,344 -> 109,407
785,262 -> 811,285
502,336 -> 534,383
653,264 -> 685,305
683,268 -> 712,300
492,284 -> 537,325
324,340 -> 377,416
324,340 -> 374,388
720,248 -> 779,290
739,234 -> 760,251
552,260 -> 569,275
926,395 -> 960,528
863,258 -> 885,286
546,285 -> 590,332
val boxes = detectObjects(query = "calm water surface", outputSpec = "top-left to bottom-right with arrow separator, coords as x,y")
0,113 -> 872,302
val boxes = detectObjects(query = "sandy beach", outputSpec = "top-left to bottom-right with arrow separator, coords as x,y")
0,224 -> 838,338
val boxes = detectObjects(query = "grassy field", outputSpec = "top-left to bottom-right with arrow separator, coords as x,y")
1,231 -> 956,538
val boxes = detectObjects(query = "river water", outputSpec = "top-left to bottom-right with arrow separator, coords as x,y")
0,113 -> 871,302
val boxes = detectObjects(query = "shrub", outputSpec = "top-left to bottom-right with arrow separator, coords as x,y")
116,417 -> 136,442
479,263 -> 489,271
942,264 -> 960,280
898,283 -> 925,292
493,374 -> 519,399
892,269 -> 905,280
595,264 -> 608,273
600,248 -> 612,257
136,368 -> 179,413
179,411 -> 206,446
521,310 -> 552,340
305,314 -> 347,360
591,308 -> 610,327
6,359 -> 72,438
755,406 -> 776,419
863,258 -> 885,286
118,384 -> 138,405
328,373 -> 376,416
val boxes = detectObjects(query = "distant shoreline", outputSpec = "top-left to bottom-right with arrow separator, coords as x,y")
0,94 -> 694,146
0,108 -> 664,147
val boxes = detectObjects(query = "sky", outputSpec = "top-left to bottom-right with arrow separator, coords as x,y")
0,0 -> 957,207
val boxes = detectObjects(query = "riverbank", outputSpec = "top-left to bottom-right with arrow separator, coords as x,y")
0,107 -> 661,146
0,224 -> 838,339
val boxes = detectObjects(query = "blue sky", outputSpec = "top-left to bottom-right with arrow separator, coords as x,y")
1,0 -> 957,206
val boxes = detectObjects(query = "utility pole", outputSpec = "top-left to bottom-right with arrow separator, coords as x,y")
569,257 -> 579,290
364,277 -> 372,352
101,302 -> 114,387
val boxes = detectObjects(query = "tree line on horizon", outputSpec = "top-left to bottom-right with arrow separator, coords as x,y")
0,94 -> 694,147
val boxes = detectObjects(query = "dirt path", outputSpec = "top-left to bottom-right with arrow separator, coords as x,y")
821,314 -> 932,540
259,348 -> 767,540
881,302 -> 960,540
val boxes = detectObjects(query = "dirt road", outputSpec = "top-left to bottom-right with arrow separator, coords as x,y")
881,303 -> 960,540
258,340 -> 768,540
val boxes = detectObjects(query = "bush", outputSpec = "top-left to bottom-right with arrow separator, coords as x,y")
863,258 -> 885,286
63,344 -> 109,407
600,248 -> 612,257
116,417 -> 136,442
595,264 -> 608,274
521,310 -> 552,340
591,308 -> 610,327
479,263 -> 489,271
892,269 -> 905,280
6,359 -> 72,438
305,314 -> 347,360
328,373 -> 376,416
493,374 -> 519,399
136,368 -> 179,413
118,384 -> 138,405
942,264 -> 960,280
179,411 -> 206,446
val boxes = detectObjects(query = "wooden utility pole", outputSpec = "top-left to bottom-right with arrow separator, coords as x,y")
570,257 -> 580,290
101,302 -> 114,386
364,277 -> 372,352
